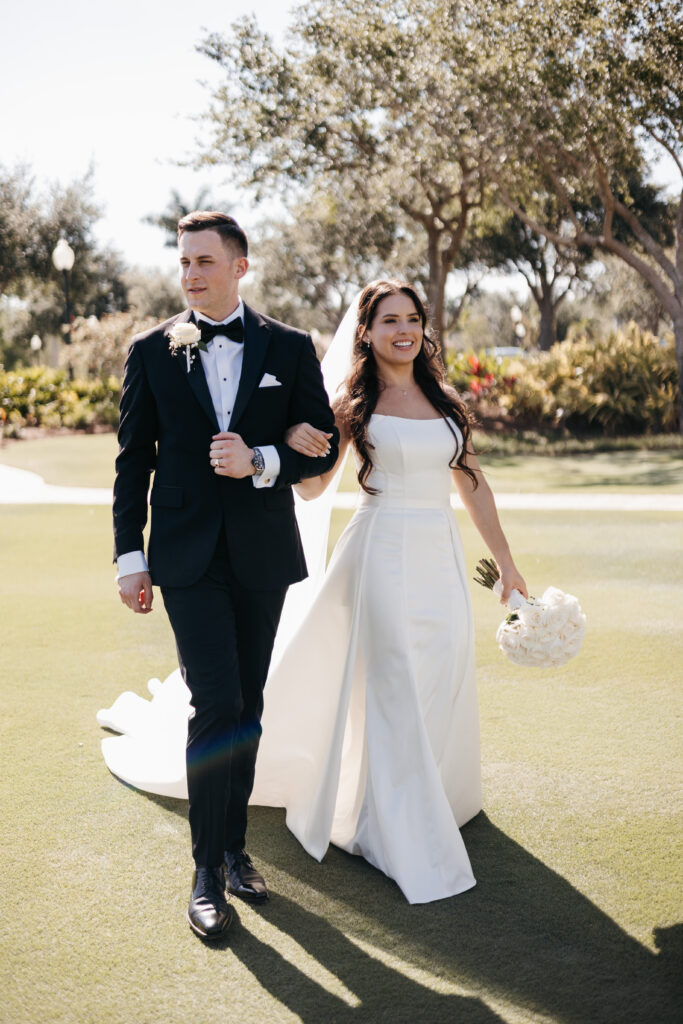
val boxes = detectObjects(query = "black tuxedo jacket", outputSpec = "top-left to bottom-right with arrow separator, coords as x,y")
113,304 -> 339,589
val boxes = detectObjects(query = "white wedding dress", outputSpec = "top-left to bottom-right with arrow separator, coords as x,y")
98,414 -> 481,903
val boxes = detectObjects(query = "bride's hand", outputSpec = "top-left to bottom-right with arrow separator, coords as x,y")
498,564 -> 528,604
285,422 -> 332,458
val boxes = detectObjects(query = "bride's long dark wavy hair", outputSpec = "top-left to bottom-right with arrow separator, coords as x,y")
336,279 -> 478,495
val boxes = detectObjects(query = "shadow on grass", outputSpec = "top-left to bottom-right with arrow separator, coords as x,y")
139,796 -> 680,1023
224,902 -> 504,1024
566,466 -> 683,490
247,808 -> 678,1024
482,451 -> 683,491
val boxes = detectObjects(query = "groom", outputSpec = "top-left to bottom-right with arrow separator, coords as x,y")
113,211 -> 338,939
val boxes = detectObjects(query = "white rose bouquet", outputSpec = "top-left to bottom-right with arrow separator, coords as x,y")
168,322 -> 205,371
474,557 -> 586,668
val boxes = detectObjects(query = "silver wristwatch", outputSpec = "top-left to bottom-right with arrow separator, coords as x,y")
251,446 -> 266,475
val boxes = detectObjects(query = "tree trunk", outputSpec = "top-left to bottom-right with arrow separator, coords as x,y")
531,272 -> 558,351
537,295 -> 555,351
425,231 -> 447,365
430,274 -> 447,357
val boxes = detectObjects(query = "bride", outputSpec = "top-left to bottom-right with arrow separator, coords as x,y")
98,280 -> 527,904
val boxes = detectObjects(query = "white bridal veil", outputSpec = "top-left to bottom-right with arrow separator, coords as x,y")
268,292 -> 360,663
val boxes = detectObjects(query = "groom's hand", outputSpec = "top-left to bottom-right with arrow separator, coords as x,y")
210,432 -> 256,478
118,571 -> 154,614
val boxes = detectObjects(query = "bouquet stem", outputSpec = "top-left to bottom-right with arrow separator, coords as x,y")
474,557 -> 525,610
473,557 -> 500,591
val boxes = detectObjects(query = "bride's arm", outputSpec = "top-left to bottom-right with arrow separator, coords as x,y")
452,449 -> 528,603
287,403 -> 351,500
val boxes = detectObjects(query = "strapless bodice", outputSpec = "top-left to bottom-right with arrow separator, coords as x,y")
356,414 -> 462,509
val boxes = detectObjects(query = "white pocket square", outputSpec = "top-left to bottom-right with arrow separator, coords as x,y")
259,373 -> 282,388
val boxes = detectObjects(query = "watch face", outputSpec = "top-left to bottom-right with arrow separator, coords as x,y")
252,448 -> 265,473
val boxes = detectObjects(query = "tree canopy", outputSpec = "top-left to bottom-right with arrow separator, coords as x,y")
0,164 -> 128,368
197,0 -> 493,342
143,187 -> 230,248
195,0 -> 681,423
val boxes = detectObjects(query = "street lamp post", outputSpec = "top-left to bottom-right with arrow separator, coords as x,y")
510,304 -> 526,347
51,238 -> 75,346
30,334 -> 42,367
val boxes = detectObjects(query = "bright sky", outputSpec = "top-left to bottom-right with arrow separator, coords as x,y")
3,0 -> 294,272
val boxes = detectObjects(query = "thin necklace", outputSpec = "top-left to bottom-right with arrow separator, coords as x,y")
383,381 -> 418,399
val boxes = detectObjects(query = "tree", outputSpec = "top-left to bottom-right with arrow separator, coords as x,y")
0,164 -> 41,294
195,1 -> 492,345
473,171 -> 674,350
471,206 -> 591,350
505,230 -> 581,352
124,268 -> 182,322
245,187 -> 424,333
558,254 -> 668,339
143,188 -> 230,247
469,0 -> 682,425
194,0 -> 682,412
32,172 -> 128,317
448,289 -> 526,352
0,166 -> 129,368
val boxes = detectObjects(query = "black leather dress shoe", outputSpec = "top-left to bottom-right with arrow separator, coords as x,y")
187,865 -> 233,939
224,849 -> 268,903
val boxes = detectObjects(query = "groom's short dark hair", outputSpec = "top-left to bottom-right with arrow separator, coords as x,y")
177,211 -> 248,258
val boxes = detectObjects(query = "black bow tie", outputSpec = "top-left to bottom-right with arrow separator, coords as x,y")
197,318 -> 244,345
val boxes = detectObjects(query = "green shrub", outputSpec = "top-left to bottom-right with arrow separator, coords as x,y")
502,325 -> 678,434
0,367 -> 121,435
447,325 -> 679,436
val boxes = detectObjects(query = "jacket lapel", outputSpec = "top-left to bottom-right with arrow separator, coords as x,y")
229,304 -> 270,429
165,309 -> 219,432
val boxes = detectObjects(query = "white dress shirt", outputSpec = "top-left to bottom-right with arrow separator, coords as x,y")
116,301 -> 280,579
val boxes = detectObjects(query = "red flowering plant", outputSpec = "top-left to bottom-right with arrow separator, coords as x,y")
446,349 -> 518,409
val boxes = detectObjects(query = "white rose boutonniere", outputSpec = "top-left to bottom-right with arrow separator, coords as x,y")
168,323 -> 205,371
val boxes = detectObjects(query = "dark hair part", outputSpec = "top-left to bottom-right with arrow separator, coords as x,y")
336,279 -> 478,494
177,211 -> 248,258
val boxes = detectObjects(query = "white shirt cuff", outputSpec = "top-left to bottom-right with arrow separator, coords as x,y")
251,445 -> 280,489
116,550 -> 149,578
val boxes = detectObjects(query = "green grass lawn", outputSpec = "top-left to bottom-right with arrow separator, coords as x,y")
0,433 -> 119,488
1,441 -> 681,1023
2,432 -> 682,495
478,450 -> 683,494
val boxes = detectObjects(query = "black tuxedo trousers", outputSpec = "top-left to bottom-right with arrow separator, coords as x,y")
162,531 -> 286,864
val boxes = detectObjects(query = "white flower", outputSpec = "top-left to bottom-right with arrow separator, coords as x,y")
168,323 -> 201,349
168,323 -> 202,370
517,601 -> 548,629
495,586 -> 586,668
